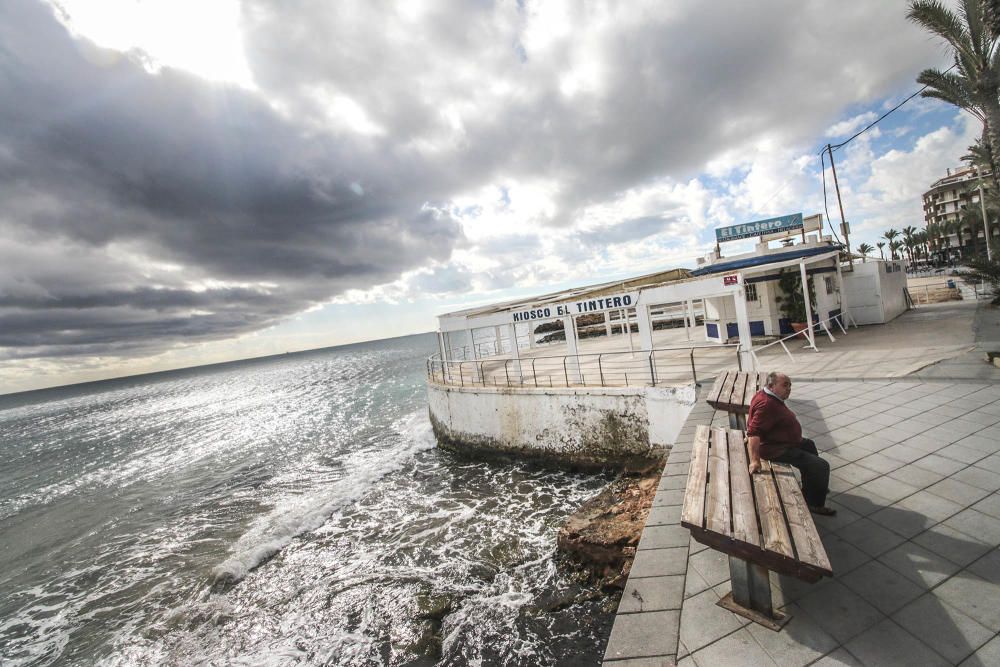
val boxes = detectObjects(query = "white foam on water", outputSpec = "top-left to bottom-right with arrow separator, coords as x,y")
210,410 -> 435,586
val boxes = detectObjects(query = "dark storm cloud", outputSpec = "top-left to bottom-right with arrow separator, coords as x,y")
0,0 -> 944,368
0,0 -> 461,359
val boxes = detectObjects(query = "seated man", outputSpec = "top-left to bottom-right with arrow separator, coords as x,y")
747,371 -> 836,516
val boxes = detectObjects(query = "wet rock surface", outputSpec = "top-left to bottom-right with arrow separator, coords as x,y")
556,457 -> 665,589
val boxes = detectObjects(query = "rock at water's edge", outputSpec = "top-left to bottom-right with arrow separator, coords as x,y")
556,457 -> 664,589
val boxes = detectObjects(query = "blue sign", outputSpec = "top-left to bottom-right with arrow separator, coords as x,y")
715,213 -> 803,242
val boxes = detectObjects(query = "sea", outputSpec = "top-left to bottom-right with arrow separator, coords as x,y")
0,333 -> 619,666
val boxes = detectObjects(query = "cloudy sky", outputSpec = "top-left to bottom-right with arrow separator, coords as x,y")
0,0 -> 978,393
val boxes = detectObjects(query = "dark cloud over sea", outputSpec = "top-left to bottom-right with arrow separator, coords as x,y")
0,0 -> 942,372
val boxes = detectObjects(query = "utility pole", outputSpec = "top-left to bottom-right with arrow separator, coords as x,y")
827,144 -> 853,269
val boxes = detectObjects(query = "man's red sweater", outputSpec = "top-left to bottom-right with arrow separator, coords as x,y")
746,389 -> 802,459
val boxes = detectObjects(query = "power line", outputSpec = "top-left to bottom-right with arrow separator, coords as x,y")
825,64 -> 956,154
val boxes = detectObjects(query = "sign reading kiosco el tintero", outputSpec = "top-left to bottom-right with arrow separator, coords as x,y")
511,293 -> 638,322
715,213 -> 803,243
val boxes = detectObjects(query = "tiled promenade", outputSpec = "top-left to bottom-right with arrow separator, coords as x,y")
603,363 -> 1000,664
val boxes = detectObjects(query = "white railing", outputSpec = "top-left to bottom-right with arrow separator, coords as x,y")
749,313 -> 851,367
427,343 -> 742,389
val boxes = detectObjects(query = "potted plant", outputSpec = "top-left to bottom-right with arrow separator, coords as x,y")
775,269 -> 815,336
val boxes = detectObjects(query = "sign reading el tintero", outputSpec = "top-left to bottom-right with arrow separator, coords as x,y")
511,292 -> 638,323
715,213 -> 803,243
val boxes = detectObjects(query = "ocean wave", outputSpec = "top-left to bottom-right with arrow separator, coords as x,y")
209,410 -> 436,588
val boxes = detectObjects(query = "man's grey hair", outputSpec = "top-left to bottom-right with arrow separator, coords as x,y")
765,371 -> 784,389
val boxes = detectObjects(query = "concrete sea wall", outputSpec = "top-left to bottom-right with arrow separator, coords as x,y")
427,383 -> 697,468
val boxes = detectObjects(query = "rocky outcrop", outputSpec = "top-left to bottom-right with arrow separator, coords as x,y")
556,458 -> 664,589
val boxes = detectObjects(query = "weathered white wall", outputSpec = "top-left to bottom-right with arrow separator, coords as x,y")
428,383 -> 697,468
843,260 -> 908,325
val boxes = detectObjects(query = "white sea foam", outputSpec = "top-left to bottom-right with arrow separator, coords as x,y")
210,410 -> 435,586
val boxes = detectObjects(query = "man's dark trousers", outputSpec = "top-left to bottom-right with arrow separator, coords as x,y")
768,438 -> 830,507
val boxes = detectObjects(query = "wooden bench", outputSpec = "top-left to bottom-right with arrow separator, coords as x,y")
681,425 -> 832,630
705,370 -> 767,428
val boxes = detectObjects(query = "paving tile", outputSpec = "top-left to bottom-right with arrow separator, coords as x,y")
959,635 -> 1000,666
683,566 -> 712,599
604,610 -> 680,661
835,517 -> 906,557
808,648 -> 864,667
653,489 -> 685,507
688,536 -> 708,554
970,493 -> 1000,520
826,426 -> 865,444
603,657 -> 676,666
900,432 -> 946,451
876,541 -> 961,588
866,412 -> 907,428
879,442 -> 929,464
869,502 -> 937,539
854,452 -> 904,474
830,462 -> 880,487
830,489 -> 891,517
773,574 -> 829,607
690,627 -> 776,667
951,465 -> 1000,492
618,576 -> 685,614
644,504 -> 682,527
934,573 -> 1000,632
886,463 -> 946,489
839,559 -> 924,615
823,444 -> 869,463
974,454 -> 1000,474
913,525 -> 994,567
814,499 -> 862,535
657,475 -> 687,491
688,548 -> 729,588
926,477 -> 993,506
939,443 -> 990,465
843,617 -> 948,667
638,524 -> 691,550
956,431 -> 1000,449
894,489 -> 966,524
912,454 -> 968,476
848,433 -> 895,452
629,547 -> 688,578
855,476 -> 920,504
893,593 -> 995,664
942,508 -> 1000,546
796,580 -> 884,644
930,404 -> 972,419
884,404 -> 924,418
679,588 -> 745,653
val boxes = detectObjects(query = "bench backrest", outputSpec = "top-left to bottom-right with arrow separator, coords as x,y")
681,425 -> 832,581
706,371 -> 767,414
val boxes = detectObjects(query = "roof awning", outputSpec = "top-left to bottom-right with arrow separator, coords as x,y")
690,244 -> 844,276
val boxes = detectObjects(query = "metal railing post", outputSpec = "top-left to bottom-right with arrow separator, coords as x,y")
532,359 -> 538,387
479,361 -> 485,386
504,360 -> 511,386
648,351 -> 656,386
598,354 -> 605,387
564,357 -> 569,386
690,347 -> 698,386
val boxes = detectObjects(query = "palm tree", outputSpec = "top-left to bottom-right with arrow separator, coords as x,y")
857,242 -> 874,262
883,229 -> 901,259
902,225 -> 918,263
876,241 -> 886,261
890,239 -> 905,261
908,1 -> 1000,196
961,206 -> 985,256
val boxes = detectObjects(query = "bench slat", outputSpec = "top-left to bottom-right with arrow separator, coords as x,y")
726,429 -> 760,548
772,465 -> 833,575
706,372 -> 728,408
752,460 -> 795,559
681,425 -> 712,529
719,372 -> 739,412
705,427 -> 732,535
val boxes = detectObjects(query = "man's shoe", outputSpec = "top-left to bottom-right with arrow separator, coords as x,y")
809,505 -> 837,516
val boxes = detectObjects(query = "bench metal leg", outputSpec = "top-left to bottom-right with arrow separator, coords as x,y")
719,557 -> 790,632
